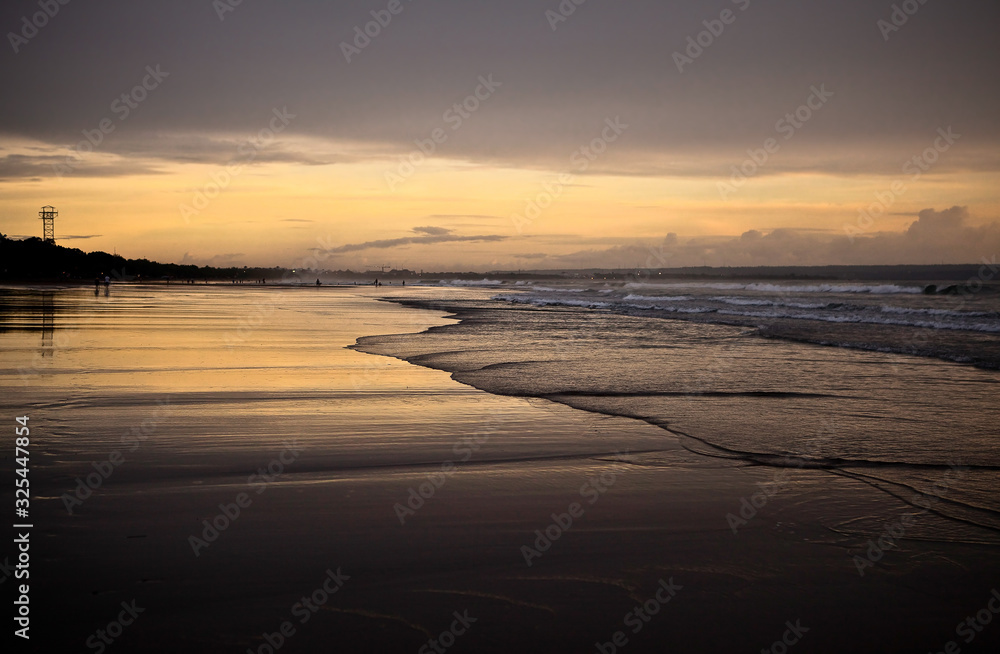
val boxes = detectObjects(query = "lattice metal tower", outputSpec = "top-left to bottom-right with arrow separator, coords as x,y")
39,205 -> 57,243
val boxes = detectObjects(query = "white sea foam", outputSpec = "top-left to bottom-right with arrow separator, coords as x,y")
494,294 -> 611,309
441,279 -> 505,287
713,308 -> 1000,332
624,281 -> 924,294
622,294 -> 691,302
710,296 -> 773,306
878,305 -> 993,318
495,287 -> 1000,333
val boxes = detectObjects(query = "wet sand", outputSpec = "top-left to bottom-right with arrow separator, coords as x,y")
2,285 -> 999,652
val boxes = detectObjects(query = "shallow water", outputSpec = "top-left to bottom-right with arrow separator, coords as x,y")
357,295 -> 1000,542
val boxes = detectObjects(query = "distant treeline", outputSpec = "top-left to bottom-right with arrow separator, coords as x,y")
0,235 -> 300,282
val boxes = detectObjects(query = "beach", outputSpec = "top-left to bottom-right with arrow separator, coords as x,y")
2,282 -> 999,653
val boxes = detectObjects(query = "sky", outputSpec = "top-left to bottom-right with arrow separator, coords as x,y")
1,0 -> 998,271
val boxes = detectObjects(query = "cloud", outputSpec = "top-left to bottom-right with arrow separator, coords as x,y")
318,233 -> 507,255
99,133 -> 363,168
0,153 -> 165,179
531,207 -> 1000,268
0,133 -> 376,182
427,214 -> 504,221
906,206 -> 966,238
412,226 -> 452,236
1,1 -> 997,178
6,234 -> 102,240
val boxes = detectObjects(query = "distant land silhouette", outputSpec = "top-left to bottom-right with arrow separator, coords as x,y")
1,233 -> 991,284
0,234 -> 415,283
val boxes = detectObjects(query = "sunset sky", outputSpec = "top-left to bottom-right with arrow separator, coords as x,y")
1,0 -> 998,270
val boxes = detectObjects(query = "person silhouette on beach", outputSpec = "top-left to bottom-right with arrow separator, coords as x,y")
316,279 -> 321,286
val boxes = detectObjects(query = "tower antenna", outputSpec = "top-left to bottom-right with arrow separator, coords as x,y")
39,205 -> 57,243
